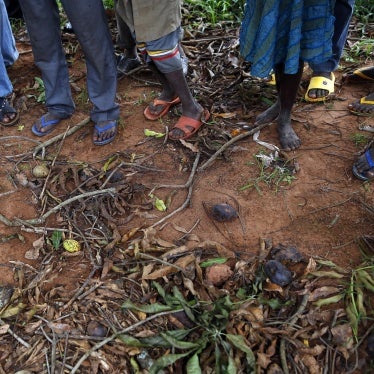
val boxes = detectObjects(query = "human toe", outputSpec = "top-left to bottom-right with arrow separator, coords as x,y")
93,120 -> 118,146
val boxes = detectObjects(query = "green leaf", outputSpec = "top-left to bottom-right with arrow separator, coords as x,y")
50,230 -> 62,250
102,156 -> 117,173
172,286 -> 188,305
118,334 -> 145,347
160,332 -> 200,349
186,353 -> 202,374
313,293 -> 344,307
149,352 -> 192,374
227,354 -> 237,374
140,329 -> 193,348
200,258 -> 227,268
152,281 -> 167,300
122,300 -> 172,313
144,129 -> 165,138
310,270 -> 345,279
154,197 -> 167,211
226,334 -> 255,369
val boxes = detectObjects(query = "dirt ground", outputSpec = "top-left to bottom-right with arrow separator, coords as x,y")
0,14 -> 373,373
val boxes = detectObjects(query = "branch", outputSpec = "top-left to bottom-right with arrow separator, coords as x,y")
0,188 -> 116,227
198,122 -> 270,172
33,117 -> 90,157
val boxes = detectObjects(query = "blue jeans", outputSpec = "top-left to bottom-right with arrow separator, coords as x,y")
0,0 -> 18,97
309,0 -> 355,73
19,0 -> 119,122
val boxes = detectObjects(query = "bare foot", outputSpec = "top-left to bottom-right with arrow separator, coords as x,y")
277,117 -> 301,151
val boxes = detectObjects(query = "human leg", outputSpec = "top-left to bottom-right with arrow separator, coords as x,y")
256,63 -> 303,151
0,0 -> 18,68
142,29 -> 208,139
276,63 -> 303,151
0,0 -> 19,125
306,0 -> 355,101
19,0 -> 74,135
62,0 -> 119,144
114,0 -> 141,76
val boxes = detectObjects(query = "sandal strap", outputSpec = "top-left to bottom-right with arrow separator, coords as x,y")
365,149 -> 374,168
0,97 -> 16,119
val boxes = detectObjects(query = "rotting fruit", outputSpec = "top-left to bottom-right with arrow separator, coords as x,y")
264,260 -> 293,286
211,203 -> 238,222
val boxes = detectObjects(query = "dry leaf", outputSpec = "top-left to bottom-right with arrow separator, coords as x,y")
0,324 -> 9,334
308,286 -> 341,302
47,322 -> 72,334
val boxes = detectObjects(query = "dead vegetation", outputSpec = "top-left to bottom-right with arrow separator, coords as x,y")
0,11 -> 373,374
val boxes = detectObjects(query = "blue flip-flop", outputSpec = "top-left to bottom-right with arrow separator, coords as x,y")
32,114 -> 62,137
93,120 -> 118,146
352,148 -> 374,181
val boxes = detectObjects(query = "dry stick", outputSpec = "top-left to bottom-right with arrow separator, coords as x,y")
39,126 -> 71,203
279,294 -> 310,374
0,188 -> 116,227
61,267 -> 99,312
33,117 -> 90,157
0,318 -> 30,348
198,122 -> 270,172
149,153 -> 200,228
138,252 -> 186,272
151,151 -> 200,192
70,308 -> 183,374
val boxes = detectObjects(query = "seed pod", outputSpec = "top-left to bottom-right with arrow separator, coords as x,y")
211,203 -> 238,222
63,239 -> 81,253
264,260 -> 292,286
32,164 -> 49,178
87,321 -> 107,337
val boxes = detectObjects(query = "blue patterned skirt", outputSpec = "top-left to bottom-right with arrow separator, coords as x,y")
240,0 -> 335,78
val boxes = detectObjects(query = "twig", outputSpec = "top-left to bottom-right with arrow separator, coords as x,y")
149,153 -> 200,227
308,197 -> 352,215
151,151 -> 200,191
177,218 -> 200,242
70,308 -> 183,374
151,182 -> 194,228
0,188 -> 116,227
33,117 -> 90,157
198,122 -> 270,172
0,318 -> 30,348
138,252 -> 186,272
61,267 -> 99,311
279,294 -> 309,374
39,125 -> 70,203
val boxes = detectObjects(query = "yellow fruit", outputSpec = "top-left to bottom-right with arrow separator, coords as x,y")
32,164 -> 50,178
63,239 -> 81,253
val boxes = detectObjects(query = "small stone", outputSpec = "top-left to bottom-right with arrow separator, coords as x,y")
86,321 -> 107,337
206,264 -> 233,286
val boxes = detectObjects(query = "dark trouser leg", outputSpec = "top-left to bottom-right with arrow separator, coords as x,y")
18,0 -> 74,118
61,0 -> 119,122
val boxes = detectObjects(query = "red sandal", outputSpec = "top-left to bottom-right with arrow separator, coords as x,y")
143,97 -> 181,121
169,109 -> 210,140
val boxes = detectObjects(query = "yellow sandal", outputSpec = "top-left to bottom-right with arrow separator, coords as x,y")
305,74 -> 335,102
